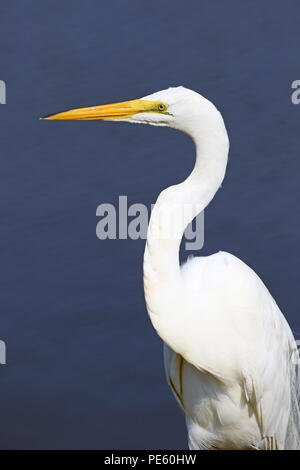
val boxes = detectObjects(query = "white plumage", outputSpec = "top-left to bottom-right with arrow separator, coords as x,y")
45,86 -> 300,450
164,252 -> 299,449
140,87 -> 300,450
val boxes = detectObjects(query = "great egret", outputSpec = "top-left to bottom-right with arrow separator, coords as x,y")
44,86 -> 300,450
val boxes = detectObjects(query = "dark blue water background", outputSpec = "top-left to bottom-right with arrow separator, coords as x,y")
0,0 -> 299,449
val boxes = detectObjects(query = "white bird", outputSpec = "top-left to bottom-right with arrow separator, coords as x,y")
45,86 -> 300,450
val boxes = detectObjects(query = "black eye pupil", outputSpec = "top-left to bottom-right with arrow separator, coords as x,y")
159,104 -> 164,110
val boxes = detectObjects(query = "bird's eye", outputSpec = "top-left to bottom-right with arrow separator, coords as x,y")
158,103 -> 166,112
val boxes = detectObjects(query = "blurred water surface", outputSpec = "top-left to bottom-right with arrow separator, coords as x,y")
0,0 -> 299,449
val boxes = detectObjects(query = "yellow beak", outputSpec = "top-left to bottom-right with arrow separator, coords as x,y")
43,99 -> 163,120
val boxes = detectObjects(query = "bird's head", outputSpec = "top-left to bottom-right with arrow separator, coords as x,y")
43,86 -> 226,140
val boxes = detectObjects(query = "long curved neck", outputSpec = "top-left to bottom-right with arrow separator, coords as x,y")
143,127 -> 229,318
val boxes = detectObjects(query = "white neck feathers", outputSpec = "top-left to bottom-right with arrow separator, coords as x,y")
143,122 -> 229,321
